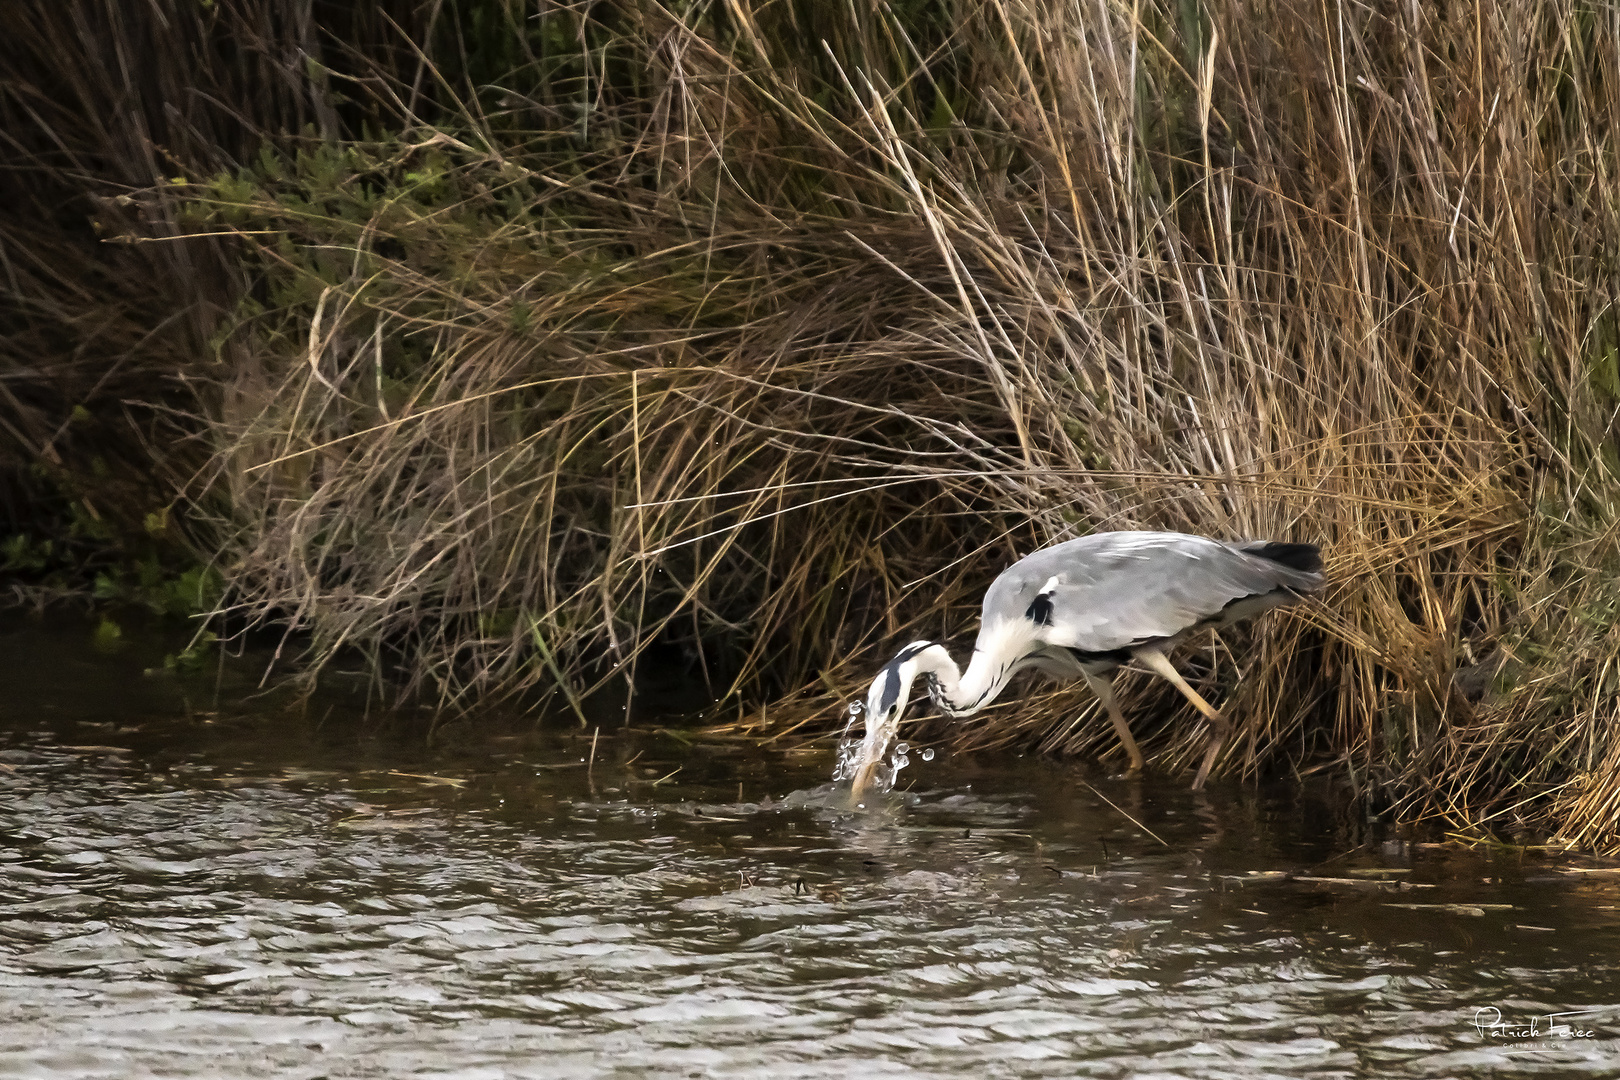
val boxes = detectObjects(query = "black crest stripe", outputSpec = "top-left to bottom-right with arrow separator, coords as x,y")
894,642 -> 932,664
876,666 -> 903,713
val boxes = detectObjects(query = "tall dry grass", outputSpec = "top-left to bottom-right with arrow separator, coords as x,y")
0,0 -> 437,582
5,1 -> 1620,847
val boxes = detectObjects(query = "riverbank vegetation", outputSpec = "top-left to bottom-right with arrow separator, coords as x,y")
3,0 -> 1619,848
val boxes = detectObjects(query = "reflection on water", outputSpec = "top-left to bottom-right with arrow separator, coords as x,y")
1,619 -> 1619,1077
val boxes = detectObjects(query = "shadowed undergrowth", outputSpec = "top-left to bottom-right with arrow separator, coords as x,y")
4,0 -> 1620,848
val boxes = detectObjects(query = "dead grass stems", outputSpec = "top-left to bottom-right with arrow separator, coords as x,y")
4,1 -> 1620,848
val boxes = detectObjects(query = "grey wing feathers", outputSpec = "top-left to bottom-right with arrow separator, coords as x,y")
982,532 -> 1322,653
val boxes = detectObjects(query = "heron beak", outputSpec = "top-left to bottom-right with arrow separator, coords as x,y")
849,650 -> 928,801
850,687 -> 902,801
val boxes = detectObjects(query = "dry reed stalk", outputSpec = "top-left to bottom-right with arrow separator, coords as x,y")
5,1 -> 1620,847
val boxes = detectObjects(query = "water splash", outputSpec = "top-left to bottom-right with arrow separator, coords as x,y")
888,741 -> 913,788
834,701 -> 931,798
832,700 -> 867,785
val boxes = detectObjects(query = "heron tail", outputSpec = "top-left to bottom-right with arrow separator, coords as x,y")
1238,541 -> 1323,575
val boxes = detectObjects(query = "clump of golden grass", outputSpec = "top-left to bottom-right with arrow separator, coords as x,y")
6,2 -> 1620,847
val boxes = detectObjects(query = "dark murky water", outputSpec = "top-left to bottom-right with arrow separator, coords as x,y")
2,619 -> 1619,1078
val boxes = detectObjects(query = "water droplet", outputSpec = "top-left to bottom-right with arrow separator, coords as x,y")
895,742 -> 909,755
921,748 -> 935,762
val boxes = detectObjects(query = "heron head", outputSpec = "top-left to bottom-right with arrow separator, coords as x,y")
849,640 -> 936,796
863,640 -> 934,727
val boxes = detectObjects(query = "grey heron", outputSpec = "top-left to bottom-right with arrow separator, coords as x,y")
850,531 -> 1324,794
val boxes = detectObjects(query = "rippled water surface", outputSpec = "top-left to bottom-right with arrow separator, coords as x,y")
3,621 -> 1619,1078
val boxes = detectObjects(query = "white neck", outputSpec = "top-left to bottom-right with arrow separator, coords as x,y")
912,640 -> 1015,717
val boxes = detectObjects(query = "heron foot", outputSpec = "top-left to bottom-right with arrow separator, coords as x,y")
1108,760 -> 1144,781
1190,715 -> 1228,790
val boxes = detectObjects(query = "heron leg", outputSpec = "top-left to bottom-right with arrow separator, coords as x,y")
1133,646 -> 1229,790
1079,668 -> 1144,775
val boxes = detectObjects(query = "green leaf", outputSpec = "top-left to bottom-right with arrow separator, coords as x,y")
91,617 -> 125,654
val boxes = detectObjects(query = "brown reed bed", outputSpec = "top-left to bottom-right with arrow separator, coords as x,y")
3,0 -> 1620,848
